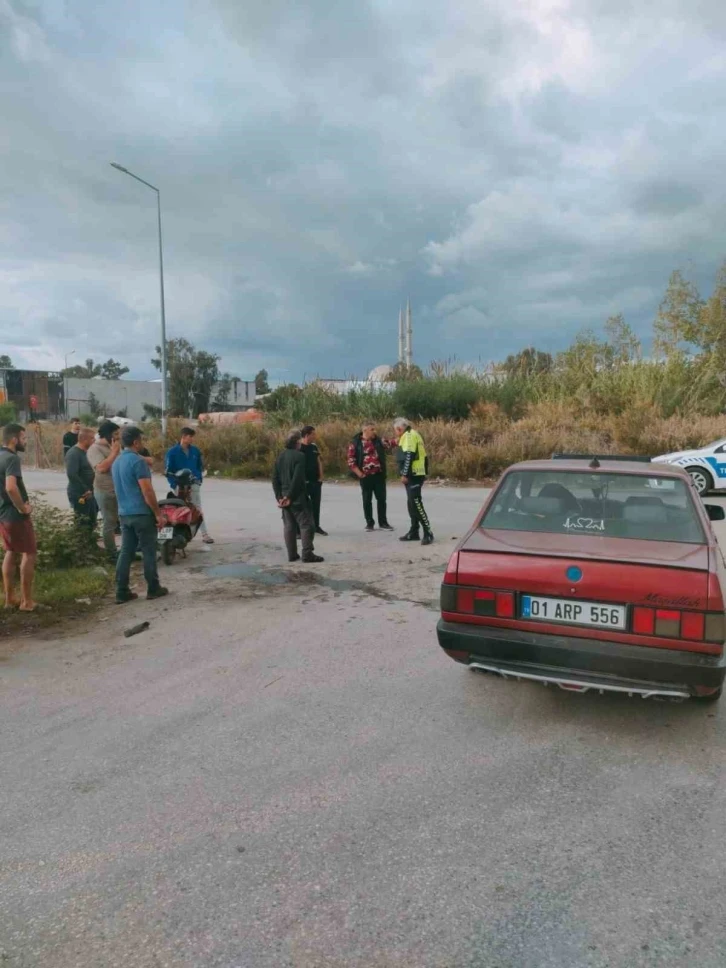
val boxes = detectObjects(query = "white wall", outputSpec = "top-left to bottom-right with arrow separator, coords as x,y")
65,378 -> 162,421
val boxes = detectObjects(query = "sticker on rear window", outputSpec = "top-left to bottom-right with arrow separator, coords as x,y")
563,517 -> 605,532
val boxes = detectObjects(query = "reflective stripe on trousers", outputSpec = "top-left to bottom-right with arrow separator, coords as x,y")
405,476 -> 431,533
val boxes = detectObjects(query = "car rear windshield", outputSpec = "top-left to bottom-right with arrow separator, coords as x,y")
481,470 -> 705,543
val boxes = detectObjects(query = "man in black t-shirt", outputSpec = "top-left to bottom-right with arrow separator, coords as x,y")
62,418 -> 81,456
300,425 -> 327,536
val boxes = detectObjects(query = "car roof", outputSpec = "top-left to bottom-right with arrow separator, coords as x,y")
505,458 -> 691,479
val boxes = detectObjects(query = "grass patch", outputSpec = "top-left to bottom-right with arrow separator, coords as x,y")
0,565 -> 113,637
34,565 -> 112,605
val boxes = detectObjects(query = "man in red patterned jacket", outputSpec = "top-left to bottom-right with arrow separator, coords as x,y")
347,423 -> 396,532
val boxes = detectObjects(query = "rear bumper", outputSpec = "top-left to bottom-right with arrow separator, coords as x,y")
437,620 -> 726,698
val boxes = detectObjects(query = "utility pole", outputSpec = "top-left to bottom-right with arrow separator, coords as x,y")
110,162 -> 169,437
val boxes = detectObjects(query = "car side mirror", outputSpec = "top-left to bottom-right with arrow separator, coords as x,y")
705,504 -> 725,522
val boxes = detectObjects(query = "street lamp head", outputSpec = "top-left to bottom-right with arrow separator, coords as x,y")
110,162 -> 129,173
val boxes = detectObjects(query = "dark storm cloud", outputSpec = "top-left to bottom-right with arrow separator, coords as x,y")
2,0 -> 726,380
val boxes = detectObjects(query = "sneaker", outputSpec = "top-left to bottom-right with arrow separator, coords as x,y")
202,534 -> 215,544
421,532 -> 435,546
147,586 -> 169,600
365,524 -> 375,532
315,527 -> 329,536
116,591 -> 138,605
399,532 -> 420,542
288,554 -> 301,563
378,523 -> 395,531
301,554 -> 325,563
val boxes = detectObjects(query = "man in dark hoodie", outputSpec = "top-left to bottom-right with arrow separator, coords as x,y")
272,430 -> 324,564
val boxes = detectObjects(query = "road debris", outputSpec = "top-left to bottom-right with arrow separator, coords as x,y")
123,621 -> 150,639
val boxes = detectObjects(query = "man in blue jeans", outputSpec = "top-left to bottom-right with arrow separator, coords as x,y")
111,426 -> 168,604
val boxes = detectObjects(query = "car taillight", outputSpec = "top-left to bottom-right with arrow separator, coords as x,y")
632,607 -> 654,635
631,606 -> 724,643
655,609 -> 680,638
496,591 -> 515,618
451,587 -> 514,618
456,589 -> 475,613
681,612 -> 705,641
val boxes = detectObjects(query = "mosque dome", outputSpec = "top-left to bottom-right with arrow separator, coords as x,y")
368,364 -> 394,382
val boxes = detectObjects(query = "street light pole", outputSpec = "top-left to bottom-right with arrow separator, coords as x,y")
110,162 -> 169,437
64,349 -> 75,419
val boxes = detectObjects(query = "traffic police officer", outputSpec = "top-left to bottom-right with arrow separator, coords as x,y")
393,417 -> 433,545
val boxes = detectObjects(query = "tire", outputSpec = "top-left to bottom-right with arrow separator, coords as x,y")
692,686 -> 722,703
162,540 -> 176,566
686,466 -> 713,496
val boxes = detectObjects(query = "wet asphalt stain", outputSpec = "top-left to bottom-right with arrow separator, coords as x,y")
199,561 -> 438,611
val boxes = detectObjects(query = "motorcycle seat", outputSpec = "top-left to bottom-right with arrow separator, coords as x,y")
159,498 -> 187,508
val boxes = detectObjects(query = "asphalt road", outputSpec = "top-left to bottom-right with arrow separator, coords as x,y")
2,472 -> 726,968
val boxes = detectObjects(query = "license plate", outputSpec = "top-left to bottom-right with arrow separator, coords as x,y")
158,527 -> 174,540
521,595 -> 627,630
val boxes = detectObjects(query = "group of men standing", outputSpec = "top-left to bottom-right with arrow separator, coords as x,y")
61,422 -> 215,603
1,414 -> 433,610
274,417 -> 433,563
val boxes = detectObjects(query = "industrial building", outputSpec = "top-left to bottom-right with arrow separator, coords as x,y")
0,368 -> 64,420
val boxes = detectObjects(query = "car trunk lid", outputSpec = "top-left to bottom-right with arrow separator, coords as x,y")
457,528 -> 710,610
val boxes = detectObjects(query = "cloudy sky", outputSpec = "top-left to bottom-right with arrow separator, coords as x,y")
2,0 -> 726,383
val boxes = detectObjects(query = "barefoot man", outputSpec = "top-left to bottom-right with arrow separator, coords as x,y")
0,423 -> 37,611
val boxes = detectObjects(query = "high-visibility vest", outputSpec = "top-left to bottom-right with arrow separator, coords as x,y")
400,429 -> 427,477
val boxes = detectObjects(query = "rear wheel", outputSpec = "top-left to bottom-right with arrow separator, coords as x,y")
686,466 -> 713,496
162,540 -> 176,566
692,686 -> 722,703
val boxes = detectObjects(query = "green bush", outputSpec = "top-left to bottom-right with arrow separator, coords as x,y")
0,497 -> 104,570
393,374 -> 483,421
0,401 -> 17,425
261,382 -> 396,427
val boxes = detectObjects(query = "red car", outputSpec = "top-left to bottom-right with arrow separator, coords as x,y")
438,456 -> 726,701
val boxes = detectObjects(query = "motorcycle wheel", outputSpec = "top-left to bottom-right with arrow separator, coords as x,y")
162,540 -> 176,566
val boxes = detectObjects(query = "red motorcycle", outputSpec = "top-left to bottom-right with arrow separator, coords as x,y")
158,469 -> 204,565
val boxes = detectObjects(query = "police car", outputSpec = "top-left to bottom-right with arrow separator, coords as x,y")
652,438 -> 726,495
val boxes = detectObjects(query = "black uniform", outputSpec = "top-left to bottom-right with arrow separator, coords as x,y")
300,441 -> 323,529
272,448 -> 316,561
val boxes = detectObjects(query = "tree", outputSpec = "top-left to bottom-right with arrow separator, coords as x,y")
501,346 -> 553,378
653,270 -> 703,359
258,383 -> 301,412
142,403 -> 163,420
151,338 -> 220,417
0,355 -> 13,369
212,373 -> 236,412
604,314 -> 641,365
692,261 -> 726,385
100,358 -> 129,380
255,368 -> 271,395
62,358 -> 102,379
385,362 -> 424,382
87,392 -> 104,418
556,330 -> 614,376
